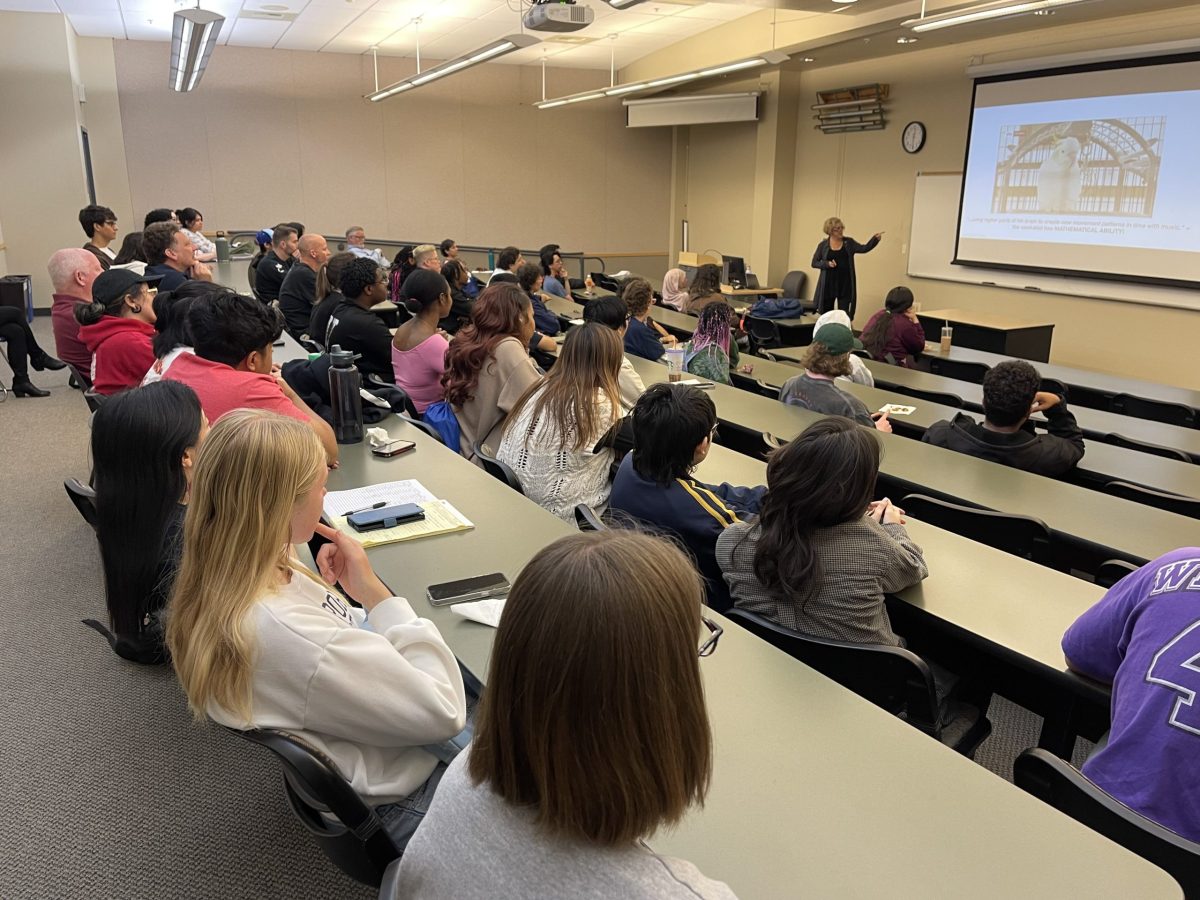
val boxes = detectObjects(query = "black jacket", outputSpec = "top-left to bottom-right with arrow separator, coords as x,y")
278,263 -> 318,337
439,285 -> 474,334
326,300 -> 394,384
255,252 -> 293,302
921,405 -> 1085,478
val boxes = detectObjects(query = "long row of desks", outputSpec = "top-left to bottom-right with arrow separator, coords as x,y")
327,423 -> 1179,900
626,355 -> 1196,571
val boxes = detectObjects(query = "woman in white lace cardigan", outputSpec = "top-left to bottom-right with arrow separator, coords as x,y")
498,323 -> 624,521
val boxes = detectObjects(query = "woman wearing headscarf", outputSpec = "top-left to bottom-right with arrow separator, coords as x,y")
660,268 -> 688,312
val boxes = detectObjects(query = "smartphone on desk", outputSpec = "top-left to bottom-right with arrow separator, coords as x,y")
427,572 -> 510,607
371,440 -> 416,458
347,503 -> 425,532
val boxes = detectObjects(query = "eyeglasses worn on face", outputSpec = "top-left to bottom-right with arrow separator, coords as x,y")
699,615 -> 723,657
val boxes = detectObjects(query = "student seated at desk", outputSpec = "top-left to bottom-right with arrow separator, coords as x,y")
717,418 -> 927,645
497,323 -> 624,521
392,269 -> 452,414
684,264 -> 723,316
307,252 -> 355,350
1062,548 -> 1200,843
439,259 -> 474,335
610,384 -> 765,612
921,359 -> 1084,478
622,278 -> 676,362
683,302 -> 739,385
85,380 -> 208,664
325,258 -> 394,384
142,281 -> 224,385
815,309 -> 873,387
660,267 -> 688,312
167,410 -> 468,849
581,294 -> 645,412
859,286 -> 924,369
517,262 -> 560,338
396,530 -> 736,900
164,291 -> 338,466
442,283 -> 543,462
779,323 -> 892,433
76,268 -> 160,395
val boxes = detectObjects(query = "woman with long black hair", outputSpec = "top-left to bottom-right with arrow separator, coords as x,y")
85,380 -> 208,663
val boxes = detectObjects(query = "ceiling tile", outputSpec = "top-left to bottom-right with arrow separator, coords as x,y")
289,4 -> 363,26
273,24 -> 333,50
65,12 -> 127,37
0,0 -> 59,9
225,17 -> 292,47
56,0 -> 119,11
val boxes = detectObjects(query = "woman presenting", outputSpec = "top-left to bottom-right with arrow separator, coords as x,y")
811,217 -> 882,319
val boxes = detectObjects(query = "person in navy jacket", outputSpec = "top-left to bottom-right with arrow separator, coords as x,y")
610,383 -> 764,611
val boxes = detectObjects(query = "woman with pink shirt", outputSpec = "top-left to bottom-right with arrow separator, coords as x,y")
392,269 -> 453,414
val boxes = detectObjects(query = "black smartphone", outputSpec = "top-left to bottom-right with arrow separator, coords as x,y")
427,573 -> 510,607
371,440 -> 416,458
347,502 -> 425,532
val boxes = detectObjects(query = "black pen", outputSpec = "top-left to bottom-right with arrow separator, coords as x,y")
344,500 -> 387,517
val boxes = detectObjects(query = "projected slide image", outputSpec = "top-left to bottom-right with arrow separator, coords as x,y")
990,118 -> 1165,216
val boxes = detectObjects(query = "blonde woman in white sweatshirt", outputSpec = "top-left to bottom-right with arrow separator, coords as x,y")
167,409 -> 468,847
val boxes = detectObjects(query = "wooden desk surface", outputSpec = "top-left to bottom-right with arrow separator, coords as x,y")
721,285 -> 783,296
330,429 -> 1178,900
627,355 -> 1197,565
920,307 -> 1056,330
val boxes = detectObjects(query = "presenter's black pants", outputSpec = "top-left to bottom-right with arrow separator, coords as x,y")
817,293 -> 855,320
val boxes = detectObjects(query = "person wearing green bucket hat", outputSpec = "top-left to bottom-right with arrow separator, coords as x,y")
779,322 -> 891,432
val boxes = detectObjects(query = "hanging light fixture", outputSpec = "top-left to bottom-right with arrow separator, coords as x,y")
169,5 -> 225,92
903,0 -> 1092,33
367,33 -> 540,102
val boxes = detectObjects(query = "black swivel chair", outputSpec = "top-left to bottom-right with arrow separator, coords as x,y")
927,357 -> 990,384
726,608 -> 991,756
1101,433 -> 1192,463
1014,748 -> 1200,898
472,441 -> 523,494
729,370 -> 781,400
247,260 -> 268,303
1110,393 -> 1197,428
573,504 -> 608,532
64,478 -> 99,531
83,387 -> 108,413
745,316 -> 784,353
65,361 -> 92,393
1104,481 -> 1200,519
779,270 -> 811,311
900,494 -> 1057,567
895,386 -> 965,408
231,727 -> 402,887
1094,559 -> 1139,589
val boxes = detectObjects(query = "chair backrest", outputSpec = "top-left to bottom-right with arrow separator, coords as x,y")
725,608 -> 944,735
1104,481 -> 1200,520
1095,558 -> 1139,589
899,386 -> 965,408
231,727 -> 401,887
900,493 -> 1056,565
1013,748 -> 1200,898
65,361 -> 93,392
928,357 -> 990,384
83,387 -> 108,412
780,270 -> 807,299
246,260 -> 259,297
1102,433 -> 1191,463
1110,393 -> 1197,428
63,478 -> 99,531
729,370 -> 781,400
573,503 -> 608,532
472,441 -> 524,494
398,414 -> 444,445
364,375 -> 420,418
745,316 -> 783,352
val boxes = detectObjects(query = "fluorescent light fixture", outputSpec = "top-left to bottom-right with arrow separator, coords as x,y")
903,0 -> 1091,32
169,7 -> 224,92
606,0 -> 649,7
368,33 -> 539,101
536,49 -> 788,110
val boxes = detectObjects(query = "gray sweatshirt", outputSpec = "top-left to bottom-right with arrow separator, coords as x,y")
395,753 -> 739,899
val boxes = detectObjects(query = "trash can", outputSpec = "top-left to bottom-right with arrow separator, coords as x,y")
0,275 -> 33,322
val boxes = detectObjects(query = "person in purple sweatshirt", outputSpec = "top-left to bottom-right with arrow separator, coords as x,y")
859,286 -> 925,368
1062,547 -> 1200,843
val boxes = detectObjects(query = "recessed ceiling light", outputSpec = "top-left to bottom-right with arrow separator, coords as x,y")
832,0 -> 858,4
897,36 -> 918,43
803,57 -> 815,62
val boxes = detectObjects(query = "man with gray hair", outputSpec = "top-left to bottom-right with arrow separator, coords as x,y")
47,247 -> 103,378
345,225 -> 386,265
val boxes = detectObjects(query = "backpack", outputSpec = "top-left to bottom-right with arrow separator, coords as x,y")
422,401 -> 462,453
749,297 -> 805,319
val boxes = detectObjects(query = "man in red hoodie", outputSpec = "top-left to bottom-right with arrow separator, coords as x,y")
75,269 -> 161,395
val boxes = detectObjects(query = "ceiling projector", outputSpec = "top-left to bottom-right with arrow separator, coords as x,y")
524,1 -> 594,32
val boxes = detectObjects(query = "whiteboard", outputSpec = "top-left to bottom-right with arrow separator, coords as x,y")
907,172 -> 1200,312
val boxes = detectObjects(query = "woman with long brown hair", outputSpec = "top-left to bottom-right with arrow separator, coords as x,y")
441,283 -> 542,460
497,322 -> 624,520
167,409 -> 468,847
395,530 -> 734,899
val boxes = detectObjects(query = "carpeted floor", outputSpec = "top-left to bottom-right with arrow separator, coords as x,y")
0,318 -> 1088,899
0,319 -> 374,900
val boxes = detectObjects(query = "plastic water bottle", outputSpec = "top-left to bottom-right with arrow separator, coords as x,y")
215,235 -> 231,262
328,345 -> 363,444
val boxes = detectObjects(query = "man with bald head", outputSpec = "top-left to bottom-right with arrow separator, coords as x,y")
47,248 -> 103,378
278,232 -> 331,337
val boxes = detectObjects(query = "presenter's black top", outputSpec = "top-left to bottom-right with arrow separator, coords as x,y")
811,235 -> 879,315
255,251 -> 293,302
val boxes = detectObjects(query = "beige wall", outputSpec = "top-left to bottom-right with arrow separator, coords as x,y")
678,121 -> 757,261
0,12 -> 92,306
76,37 -> 134,233
112,40 -> 671,256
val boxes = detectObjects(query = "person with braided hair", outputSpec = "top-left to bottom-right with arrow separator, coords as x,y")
683,301 -> 739,385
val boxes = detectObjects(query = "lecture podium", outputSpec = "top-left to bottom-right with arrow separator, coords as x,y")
918,307 -> 1055,362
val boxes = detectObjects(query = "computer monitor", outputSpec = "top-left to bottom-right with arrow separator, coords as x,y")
722,255 -> 746,288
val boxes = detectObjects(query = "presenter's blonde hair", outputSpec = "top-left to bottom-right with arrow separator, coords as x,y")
823,216 -> 844,236
167,409 -> 327,724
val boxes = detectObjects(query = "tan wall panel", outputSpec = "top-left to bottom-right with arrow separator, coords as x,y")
75,37 -> 134,231
684,121 -> 757,260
